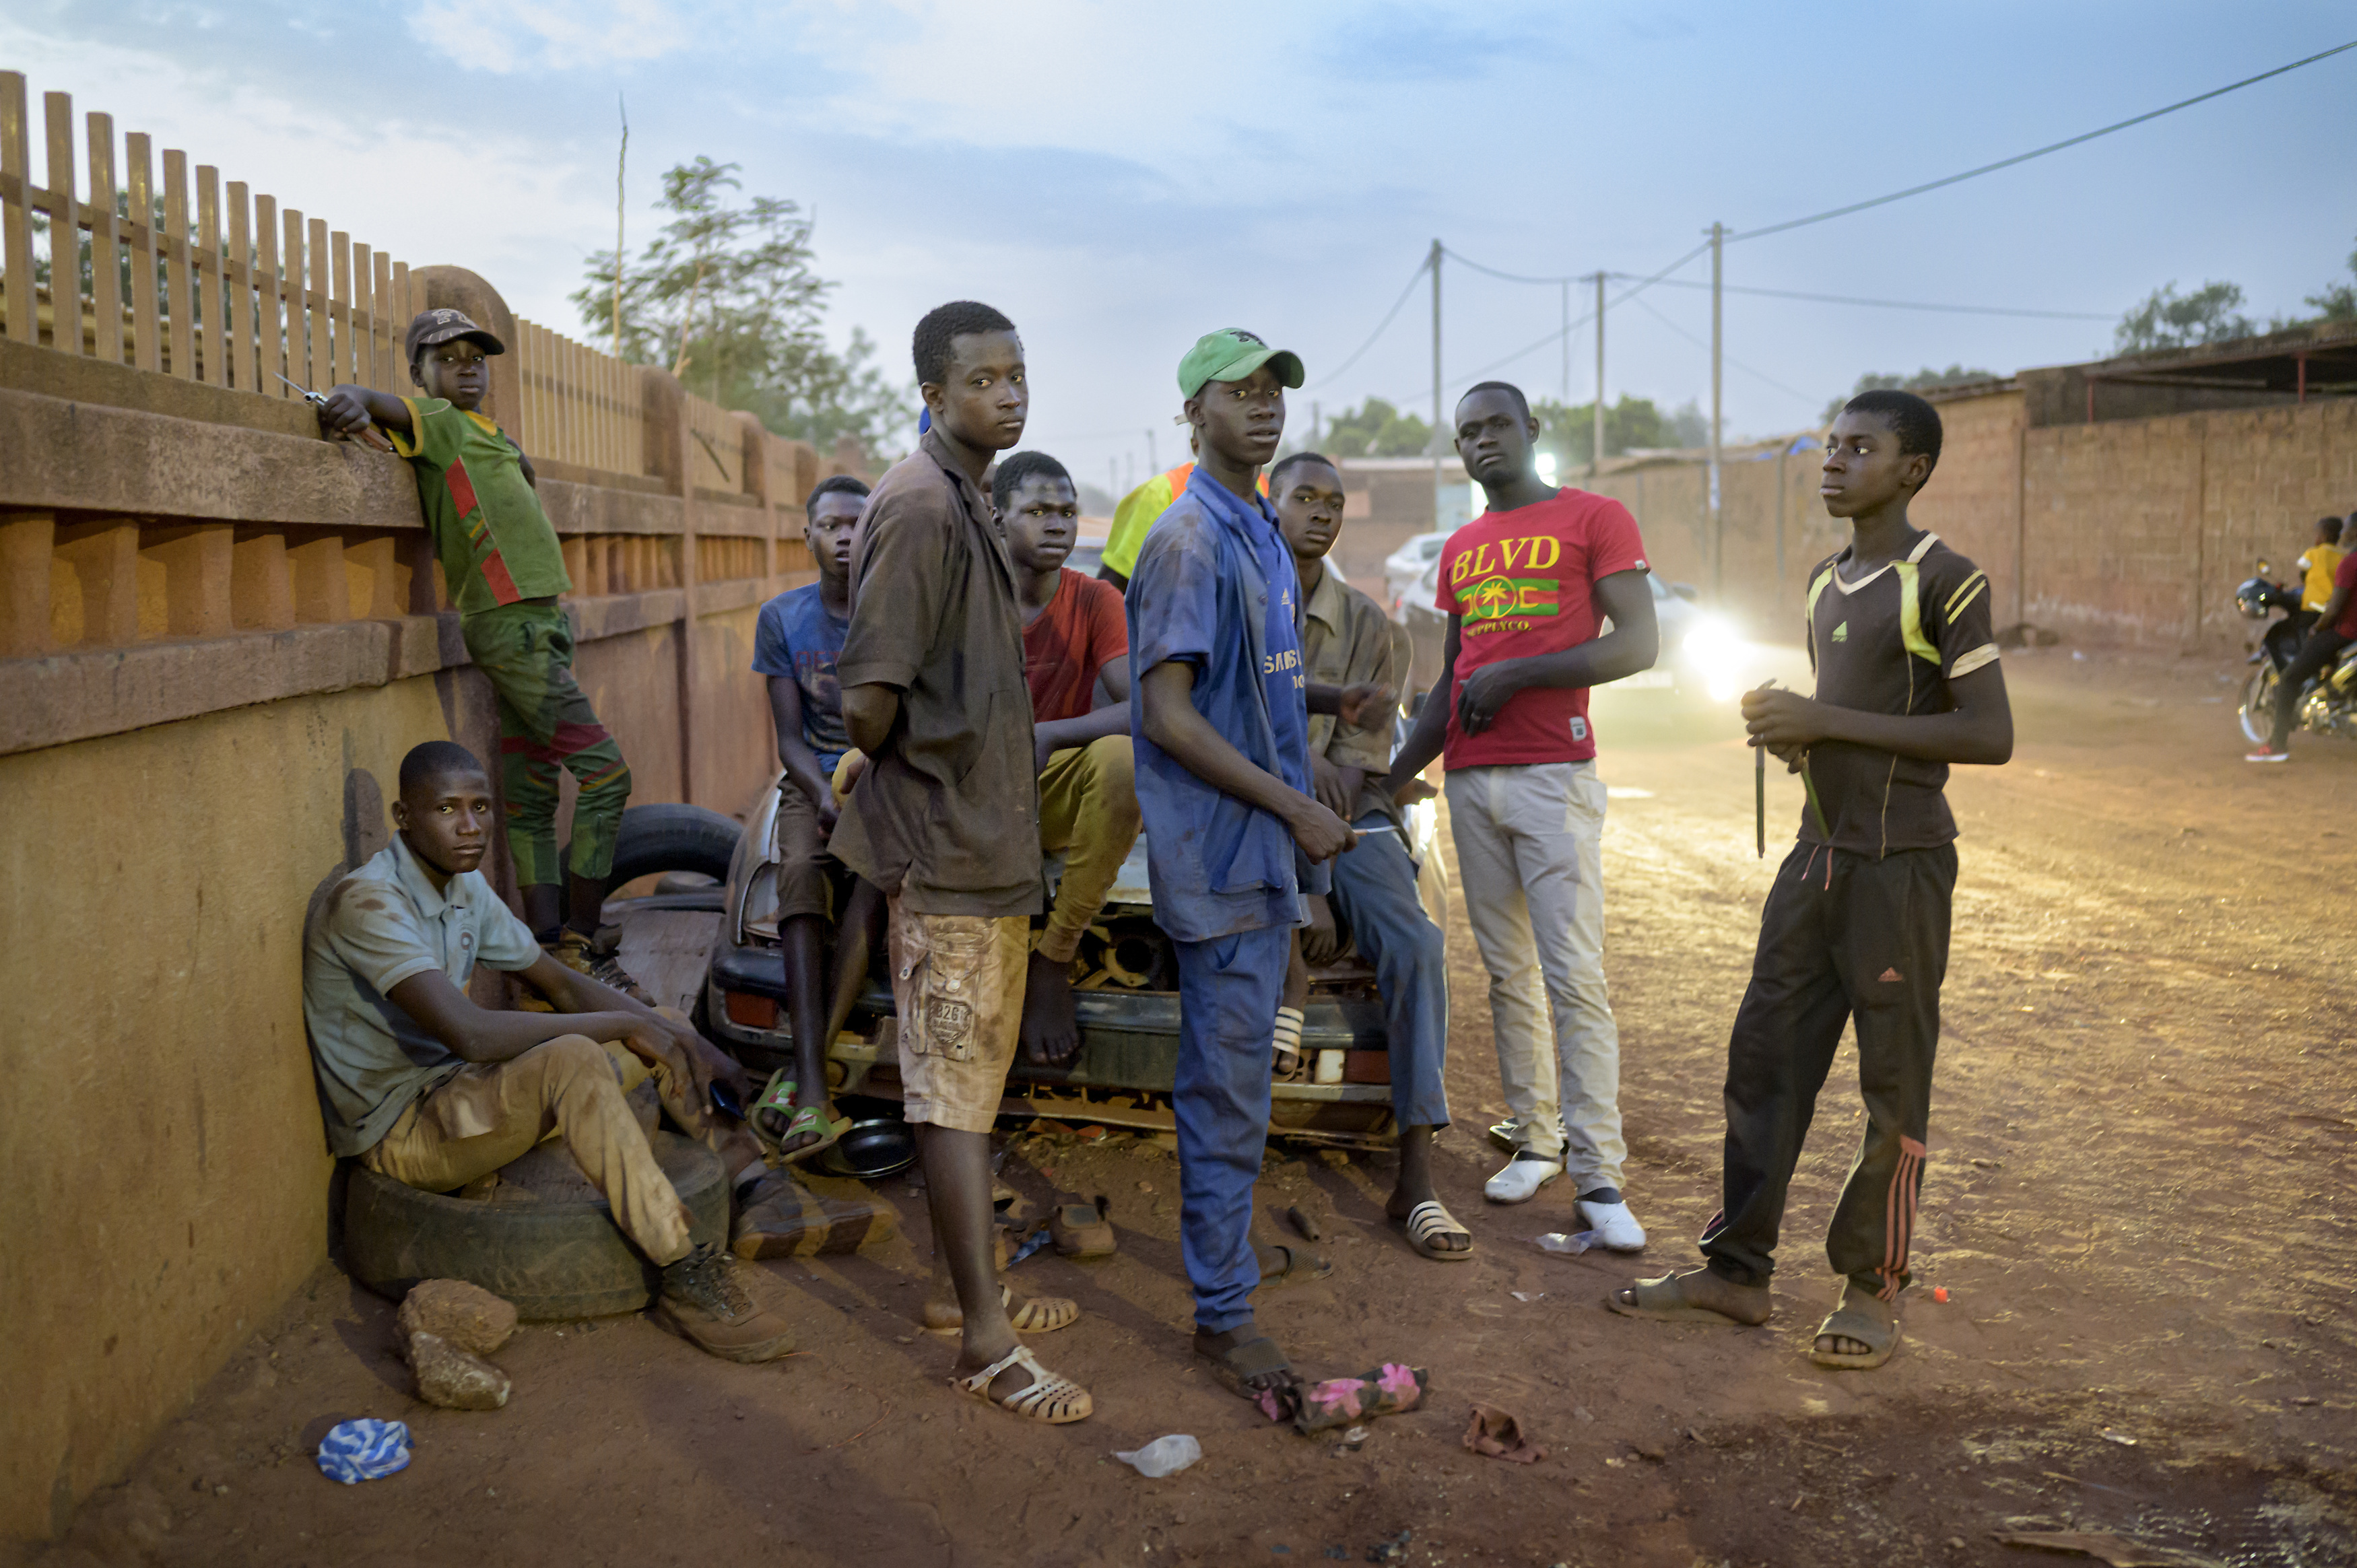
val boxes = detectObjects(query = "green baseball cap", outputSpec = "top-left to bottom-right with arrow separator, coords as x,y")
1176,329 -> 1306,399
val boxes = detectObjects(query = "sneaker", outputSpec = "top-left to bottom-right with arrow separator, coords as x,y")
655,1242 -> 797,1362
1576,1196 -> 1647,1252
1483,1154 -> 1564,1204
2245,745 -> 2291,763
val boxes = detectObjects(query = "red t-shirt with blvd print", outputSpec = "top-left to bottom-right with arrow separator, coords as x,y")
1433,488 -> 1650,768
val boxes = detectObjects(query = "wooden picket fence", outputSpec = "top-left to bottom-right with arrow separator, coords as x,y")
511,318 -> 644,477
0,72 -> 423,397
3,69 -> 663,486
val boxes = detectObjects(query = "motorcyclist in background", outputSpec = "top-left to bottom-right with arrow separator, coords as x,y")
2249,531 -> 2357,763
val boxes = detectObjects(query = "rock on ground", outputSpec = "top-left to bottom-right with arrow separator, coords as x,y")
398,1279 -> 517,1355
407,1332 -> 511,1410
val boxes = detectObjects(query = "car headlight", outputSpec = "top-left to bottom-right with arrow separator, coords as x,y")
1680,616 -> 1752,701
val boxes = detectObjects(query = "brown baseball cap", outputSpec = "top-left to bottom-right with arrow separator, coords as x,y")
405,307 -> 505,362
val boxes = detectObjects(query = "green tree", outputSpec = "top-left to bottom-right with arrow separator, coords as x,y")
1318,397 -> 1434,458
573,156 -> 915,456
1820,365 -> 1996,424
1528,394 -> 1706,465
2113,281 -> 2255,355
2305,234 -> 2357,322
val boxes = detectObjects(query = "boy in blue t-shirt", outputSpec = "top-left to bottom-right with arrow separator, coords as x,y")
1129,331 -> 1362,1408
747,475 -> 886,1167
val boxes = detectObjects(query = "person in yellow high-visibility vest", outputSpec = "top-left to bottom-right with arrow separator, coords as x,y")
1097,433 -> 1267,590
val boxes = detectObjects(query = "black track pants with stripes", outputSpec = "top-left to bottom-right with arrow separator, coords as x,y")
1699,840 -> 1954,1301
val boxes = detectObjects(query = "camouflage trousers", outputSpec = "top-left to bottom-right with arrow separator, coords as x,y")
460,601 -> 631,887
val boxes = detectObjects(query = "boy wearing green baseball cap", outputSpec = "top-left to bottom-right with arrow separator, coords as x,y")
1129,329 -> 1360,1406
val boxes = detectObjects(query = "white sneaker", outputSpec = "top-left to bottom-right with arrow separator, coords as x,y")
1484,1155 -> 1564,1204
1576,1197 -> 1647,1252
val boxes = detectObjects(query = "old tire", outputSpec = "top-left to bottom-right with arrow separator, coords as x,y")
570,803 -> 741,889
343,1131 -> 729,1320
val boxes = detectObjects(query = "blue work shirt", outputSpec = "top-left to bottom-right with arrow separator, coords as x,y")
1127,469 -> 1326,943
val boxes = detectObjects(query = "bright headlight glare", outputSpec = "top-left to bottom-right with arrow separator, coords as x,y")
1682,616 -> 1750,702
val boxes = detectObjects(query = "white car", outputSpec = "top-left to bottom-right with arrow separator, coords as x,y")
1384,531 -> 1451,614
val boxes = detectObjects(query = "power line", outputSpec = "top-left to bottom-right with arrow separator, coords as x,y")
1730,39 -> 2357,241
1626,294 -> 1817,407
1615,274 -> 2113,321
1307,256 -> 1432,387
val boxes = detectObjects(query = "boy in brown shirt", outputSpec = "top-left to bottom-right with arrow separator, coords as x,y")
833,302 -> 1092,1425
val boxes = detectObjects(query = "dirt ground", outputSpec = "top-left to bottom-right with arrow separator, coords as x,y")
20,648 -> 2357,1568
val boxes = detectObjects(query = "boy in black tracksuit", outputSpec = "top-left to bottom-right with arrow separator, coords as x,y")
1606,388 -> 2012,1370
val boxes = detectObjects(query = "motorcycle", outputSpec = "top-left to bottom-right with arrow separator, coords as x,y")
2235,557 -> 2357,744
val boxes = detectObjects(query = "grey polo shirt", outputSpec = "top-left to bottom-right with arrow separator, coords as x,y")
301,834 -> 541,1156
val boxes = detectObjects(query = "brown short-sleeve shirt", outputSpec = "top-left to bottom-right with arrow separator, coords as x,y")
830,429 -> 1043,916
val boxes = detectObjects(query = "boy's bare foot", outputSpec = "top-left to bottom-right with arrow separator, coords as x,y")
1019,949 -> 1080,1066
1605,1266 -> 1772,1325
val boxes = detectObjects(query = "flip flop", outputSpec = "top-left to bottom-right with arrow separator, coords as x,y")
1604,1268 -> 1771,1325
750,1070 -> 849,1165
1049,1196 -> 1116,1258
1193,1328 -> 1298,1403
921,1283 -> 1080,1337
1810,1287 -> 1901,1369
952,1344 -> 1093,1425
1253,1241 -> 1334,1289
1396,1198 -> 1475,1261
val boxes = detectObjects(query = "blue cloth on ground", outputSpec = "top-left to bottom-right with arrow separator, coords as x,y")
317,1418 -> 413,1483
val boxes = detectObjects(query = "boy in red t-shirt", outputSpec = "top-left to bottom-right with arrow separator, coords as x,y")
993,452 -> 1142,1060
1381,381 -> 1661,1248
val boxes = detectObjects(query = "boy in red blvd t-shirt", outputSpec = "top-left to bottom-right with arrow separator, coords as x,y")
1380,381 -> 1661,1249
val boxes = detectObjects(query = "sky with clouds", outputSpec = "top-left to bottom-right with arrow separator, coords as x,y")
7,2 -> 2354,491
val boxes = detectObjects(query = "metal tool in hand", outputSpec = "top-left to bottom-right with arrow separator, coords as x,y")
1750,678 -> 1832,852
278,372 -> 395,452
1752,679 -> 1774,858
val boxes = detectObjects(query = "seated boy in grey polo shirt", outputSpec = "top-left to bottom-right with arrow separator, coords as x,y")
302,741 -> 793,1363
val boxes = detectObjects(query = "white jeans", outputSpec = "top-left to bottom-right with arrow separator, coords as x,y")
1444,761 -> 1625,1192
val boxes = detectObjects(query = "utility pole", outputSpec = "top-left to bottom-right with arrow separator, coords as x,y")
1146,428 -> 1157,475
1591,271 -> 1606,481
1429,238 -> 1444,529
1560,279 -> 1570,405
1108,458 -> 1119,506
1708,221 -> 1725,600
1310,400 -> 1321,449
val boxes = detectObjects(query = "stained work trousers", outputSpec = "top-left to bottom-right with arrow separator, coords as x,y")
462,601 -> 632,887
1036,735 -> 1144,965
1172,924 -> 1292,1336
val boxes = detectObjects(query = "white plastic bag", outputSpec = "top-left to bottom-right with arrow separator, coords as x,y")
1534,1231 -> 1599,1254
1114,1434 -> 1203,1477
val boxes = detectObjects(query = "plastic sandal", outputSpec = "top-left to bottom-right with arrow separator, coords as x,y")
1049,1195 -> 1116,1258
1397,1198 -> 1474,1261
921,1283 -> 1081,1337
953,1344 -> 1093,1424
749,1070 -> 848,1165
